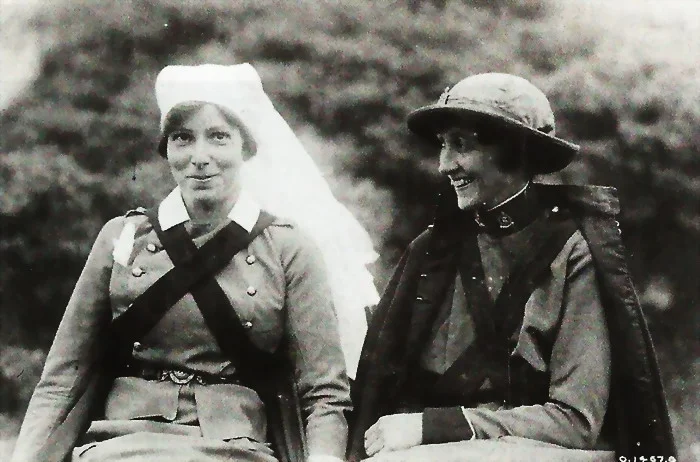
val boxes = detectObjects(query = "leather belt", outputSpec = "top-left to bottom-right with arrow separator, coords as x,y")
124,364 -> 242,386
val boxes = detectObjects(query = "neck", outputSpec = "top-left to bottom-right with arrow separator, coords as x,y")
473,182 -> 542,236
484,181 -> 530,212
182,188 -> 240,226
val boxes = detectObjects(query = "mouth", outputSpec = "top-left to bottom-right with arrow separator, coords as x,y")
449,175 -> 475,190
187,174 -> 217,181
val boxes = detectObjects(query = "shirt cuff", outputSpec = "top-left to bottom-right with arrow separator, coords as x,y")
460,407 -> 477,440
308,455 -> 345,462
422,406 -> 475,444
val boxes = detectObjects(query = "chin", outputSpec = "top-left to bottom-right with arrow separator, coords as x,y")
185,187 -> 222,203
456,194 -> 479,211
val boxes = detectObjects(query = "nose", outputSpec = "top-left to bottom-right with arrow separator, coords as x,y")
190,140 -> 211,167
438,144 -> 458,176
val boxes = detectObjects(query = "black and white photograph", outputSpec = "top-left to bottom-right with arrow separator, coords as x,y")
1,1 -> 697,461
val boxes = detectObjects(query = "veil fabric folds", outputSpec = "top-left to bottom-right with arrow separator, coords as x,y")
156,63 -> 380,377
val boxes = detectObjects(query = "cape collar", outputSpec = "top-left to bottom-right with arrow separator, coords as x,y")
157,187 -> 261,232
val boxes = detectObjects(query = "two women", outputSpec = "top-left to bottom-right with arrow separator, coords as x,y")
11,64 -> 378,462
12,66 -> 676,462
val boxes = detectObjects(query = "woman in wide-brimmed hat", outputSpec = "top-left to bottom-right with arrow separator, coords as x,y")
12,64 -> 379,462
349,73 -> 675,461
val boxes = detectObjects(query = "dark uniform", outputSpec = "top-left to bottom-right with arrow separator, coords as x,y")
349,184 -> 675,461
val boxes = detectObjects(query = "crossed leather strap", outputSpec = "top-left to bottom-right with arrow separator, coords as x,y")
112,209 -> 279,377
41,210 -> 306,462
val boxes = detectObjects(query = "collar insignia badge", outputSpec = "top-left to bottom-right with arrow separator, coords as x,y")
497,211 -> 514,229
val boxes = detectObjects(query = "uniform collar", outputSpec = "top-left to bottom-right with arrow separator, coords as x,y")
158,187 -> 261,232
473,182 -> 542,236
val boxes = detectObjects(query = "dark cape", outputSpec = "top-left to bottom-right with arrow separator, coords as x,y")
347,183 -> 676,461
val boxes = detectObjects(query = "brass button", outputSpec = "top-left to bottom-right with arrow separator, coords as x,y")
552,206 -> 560,213
246,255 -> 257,265
146,243 -> 158,253
246,286 -> 257,296
133,341 -> 143,351
416,296 -> 425,301
243,321 -> 253,329
131,267 -> 145,277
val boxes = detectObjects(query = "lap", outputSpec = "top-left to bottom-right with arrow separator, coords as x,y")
365,437 -> 616,462
72,431 -> 278,462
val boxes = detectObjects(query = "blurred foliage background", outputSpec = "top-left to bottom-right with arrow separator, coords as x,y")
0,0 -> 698,458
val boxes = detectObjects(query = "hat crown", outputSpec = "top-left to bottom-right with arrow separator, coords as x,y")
440,73 -> 556,135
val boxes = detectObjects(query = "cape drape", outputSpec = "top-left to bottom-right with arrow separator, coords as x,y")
348,183 -> 675,461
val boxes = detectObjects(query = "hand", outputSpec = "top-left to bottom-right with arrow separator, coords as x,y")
364,413 -> 422,457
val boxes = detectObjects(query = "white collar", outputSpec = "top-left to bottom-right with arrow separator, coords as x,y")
158,187 -> 261,232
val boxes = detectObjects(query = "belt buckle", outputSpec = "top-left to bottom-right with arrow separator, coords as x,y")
168,369 -> 195,385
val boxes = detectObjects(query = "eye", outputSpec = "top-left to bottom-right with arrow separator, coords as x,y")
455,136 -> 469,151
455,133 -> 477,151
211,131 -> 231,142
169,131 -> 192,144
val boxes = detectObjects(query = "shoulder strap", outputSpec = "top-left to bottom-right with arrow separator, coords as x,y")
158,209 -> 279,376
111,210 -> 276,375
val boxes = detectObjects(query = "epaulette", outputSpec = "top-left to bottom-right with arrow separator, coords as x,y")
125,206 -> 147,217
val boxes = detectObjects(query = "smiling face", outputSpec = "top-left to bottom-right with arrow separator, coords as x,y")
437,126 -> 530,211
165,103 -> 248,216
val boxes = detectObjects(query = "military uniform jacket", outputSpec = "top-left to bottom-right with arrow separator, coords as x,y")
12,189 -> 351,462
348,184 -> 675,460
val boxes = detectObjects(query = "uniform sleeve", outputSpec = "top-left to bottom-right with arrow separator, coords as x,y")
423,233 -> 611,449
11,218 -> 124,462
275,225 -> 352,459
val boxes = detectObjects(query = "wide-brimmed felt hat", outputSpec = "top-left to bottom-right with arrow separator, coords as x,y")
407,73 -> 579,174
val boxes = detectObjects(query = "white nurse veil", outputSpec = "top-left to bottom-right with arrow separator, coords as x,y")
155,63 -> 380,377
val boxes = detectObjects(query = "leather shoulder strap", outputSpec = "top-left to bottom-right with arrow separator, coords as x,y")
151,209 -> 280,376
111,210 -> 275,364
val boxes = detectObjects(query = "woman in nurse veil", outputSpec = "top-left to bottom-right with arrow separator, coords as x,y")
11,63 -> 378,462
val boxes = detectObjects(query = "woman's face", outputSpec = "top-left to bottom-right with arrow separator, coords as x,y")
166,104 -> 246,211
437,126 -> 528,211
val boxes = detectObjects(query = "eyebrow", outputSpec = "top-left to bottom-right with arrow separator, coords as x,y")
206,126 -> 236,132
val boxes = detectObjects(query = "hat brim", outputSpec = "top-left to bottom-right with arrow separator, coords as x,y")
407,105 -> 579,174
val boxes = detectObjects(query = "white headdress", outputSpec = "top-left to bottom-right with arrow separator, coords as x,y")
155,64 -> 379,377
